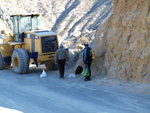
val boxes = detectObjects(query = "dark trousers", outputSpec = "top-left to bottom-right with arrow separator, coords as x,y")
86,62 -> 91,78
58,60 -> 66,78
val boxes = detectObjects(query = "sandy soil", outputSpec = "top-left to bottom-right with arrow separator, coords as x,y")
0,65 -> 150,113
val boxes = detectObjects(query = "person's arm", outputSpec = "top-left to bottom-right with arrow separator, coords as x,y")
83,48 -> 85,62
65,50 -> 69,64
55,50 -> 58,64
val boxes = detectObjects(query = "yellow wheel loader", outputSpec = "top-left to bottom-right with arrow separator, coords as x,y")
0,14 -> 59,74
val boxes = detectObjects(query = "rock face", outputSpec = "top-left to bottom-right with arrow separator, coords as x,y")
93,0 -> 150,82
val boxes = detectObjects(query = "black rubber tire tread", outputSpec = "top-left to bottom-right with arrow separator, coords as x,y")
45,62 -> 58,70
0,52 -> 5,70
19,49 -> 29,73
12,48 -> 29,74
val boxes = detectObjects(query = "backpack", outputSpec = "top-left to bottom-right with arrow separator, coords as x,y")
89,48 -> 95,60
75,66 -> 83,74
88,47 -> 95,60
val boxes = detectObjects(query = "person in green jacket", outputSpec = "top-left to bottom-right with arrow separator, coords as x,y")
55,44 -> 69,79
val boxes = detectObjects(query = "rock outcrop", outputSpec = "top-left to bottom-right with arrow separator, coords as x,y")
0,6 -> 13,31
0,1 -> 27,31
0,0 -> 112,41
93,0 -> 150,82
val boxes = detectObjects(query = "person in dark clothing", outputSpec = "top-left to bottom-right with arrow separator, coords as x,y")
83,42 -> 92,81
55,44 -> 69,79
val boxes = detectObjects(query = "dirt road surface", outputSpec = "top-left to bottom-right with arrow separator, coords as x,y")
0,65 -> 150,113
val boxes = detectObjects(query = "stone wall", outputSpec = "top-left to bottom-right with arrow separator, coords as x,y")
93,0 -> 150,82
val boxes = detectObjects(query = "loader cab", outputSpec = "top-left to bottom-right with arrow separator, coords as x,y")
11,14 -> 42,42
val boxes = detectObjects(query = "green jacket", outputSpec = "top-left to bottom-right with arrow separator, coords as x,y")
55,48 -> 69,63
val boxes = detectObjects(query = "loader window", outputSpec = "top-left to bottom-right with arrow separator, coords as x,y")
33,16 -> 42,30
13,16 -> 19,35
19,16 -> 42,32
20,16 -> 31,33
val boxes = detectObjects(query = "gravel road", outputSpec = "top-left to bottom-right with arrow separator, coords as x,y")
0,65 -> 150,113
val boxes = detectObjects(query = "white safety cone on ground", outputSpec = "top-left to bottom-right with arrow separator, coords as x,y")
40,69 -> 47,78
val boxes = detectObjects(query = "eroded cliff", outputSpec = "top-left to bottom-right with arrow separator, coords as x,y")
93,0 -> 150,82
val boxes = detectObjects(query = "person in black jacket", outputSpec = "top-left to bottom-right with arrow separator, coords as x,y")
83,42 -> 92,81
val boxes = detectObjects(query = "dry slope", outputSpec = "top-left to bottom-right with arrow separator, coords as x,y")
0,0 -> 112,40
93,0 -> 150,82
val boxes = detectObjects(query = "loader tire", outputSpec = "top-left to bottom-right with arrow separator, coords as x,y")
0,52 -> 5,70
12,48 -> 29,74
45,62 -> 58,70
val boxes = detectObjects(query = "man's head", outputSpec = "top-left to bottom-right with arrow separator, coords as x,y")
83,42 -> 88,46
1,30 -> 5,34
60,44 -> 64,48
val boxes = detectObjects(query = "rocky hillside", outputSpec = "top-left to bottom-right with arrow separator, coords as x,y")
93,0 -> 150,82
0,0 -> 112,42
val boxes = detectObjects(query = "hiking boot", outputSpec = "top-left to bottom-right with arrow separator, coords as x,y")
84,77 -> 91,81
60,76 -> 64,79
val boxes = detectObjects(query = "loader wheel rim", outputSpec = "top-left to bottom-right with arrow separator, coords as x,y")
14,56 -> 19,68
